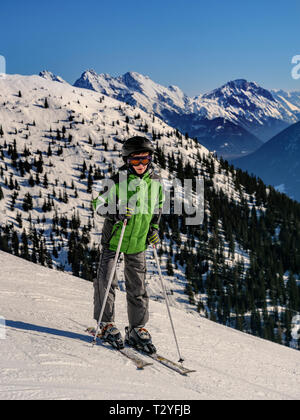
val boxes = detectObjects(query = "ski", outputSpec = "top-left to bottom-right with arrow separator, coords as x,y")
126,343 -> 196,376
86,327 -> 195,375
149,353 -> 196,376
86,327 -> 152,370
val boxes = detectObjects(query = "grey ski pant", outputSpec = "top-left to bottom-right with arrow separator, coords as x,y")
93,248 -> 149,328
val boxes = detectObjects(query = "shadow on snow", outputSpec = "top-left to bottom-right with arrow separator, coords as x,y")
6,319 -> 91,344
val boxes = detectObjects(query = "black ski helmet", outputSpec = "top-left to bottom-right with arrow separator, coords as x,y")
122,136 -> 155,159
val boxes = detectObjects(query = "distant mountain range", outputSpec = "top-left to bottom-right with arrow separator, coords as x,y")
233,121 -> 300,201
37,69 -> 300,200
71,70 -> 300,159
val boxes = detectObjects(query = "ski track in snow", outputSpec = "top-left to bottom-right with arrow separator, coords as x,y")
0,250 -> 300,400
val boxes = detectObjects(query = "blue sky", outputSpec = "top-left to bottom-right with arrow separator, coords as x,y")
1,0 -> 300,95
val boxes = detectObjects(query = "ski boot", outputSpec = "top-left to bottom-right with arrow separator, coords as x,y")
125,326 -> 156,354
101,323 -> 124,350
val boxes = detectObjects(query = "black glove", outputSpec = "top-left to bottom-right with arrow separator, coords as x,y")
147,229 -> 160,245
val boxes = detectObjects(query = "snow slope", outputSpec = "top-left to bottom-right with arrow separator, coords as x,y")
0,73 -> 254,331
0,73 -> 211,278
1,250 -> 300,400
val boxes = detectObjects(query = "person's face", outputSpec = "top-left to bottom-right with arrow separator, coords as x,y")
129,152 -> 151,175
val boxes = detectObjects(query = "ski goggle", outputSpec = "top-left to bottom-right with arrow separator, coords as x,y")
127,155 -> 152,166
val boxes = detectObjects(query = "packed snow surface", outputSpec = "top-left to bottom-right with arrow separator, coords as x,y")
0,251 -> 299,400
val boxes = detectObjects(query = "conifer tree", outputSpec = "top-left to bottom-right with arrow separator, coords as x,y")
21,229 -> 30,260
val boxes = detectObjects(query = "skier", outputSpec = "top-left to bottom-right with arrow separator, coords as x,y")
92,136 -> 164,353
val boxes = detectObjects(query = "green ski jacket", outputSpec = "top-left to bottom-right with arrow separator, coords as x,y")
92,164 -> 164,254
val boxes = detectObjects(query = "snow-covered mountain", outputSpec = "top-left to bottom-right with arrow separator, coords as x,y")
197,79 -> 298,140
74,71 -> 300,158
0,72 -> 212,296
233,120 -> 300,201
1,72 -> 300,358
39,70 -> 66,84
271,89 -> 300,116
73,70 -> 190,116
1,250 -> 300,400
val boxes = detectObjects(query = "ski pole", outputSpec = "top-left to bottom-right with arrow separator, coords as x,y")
152,245 -> 184,363
92,219 -> 128,345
